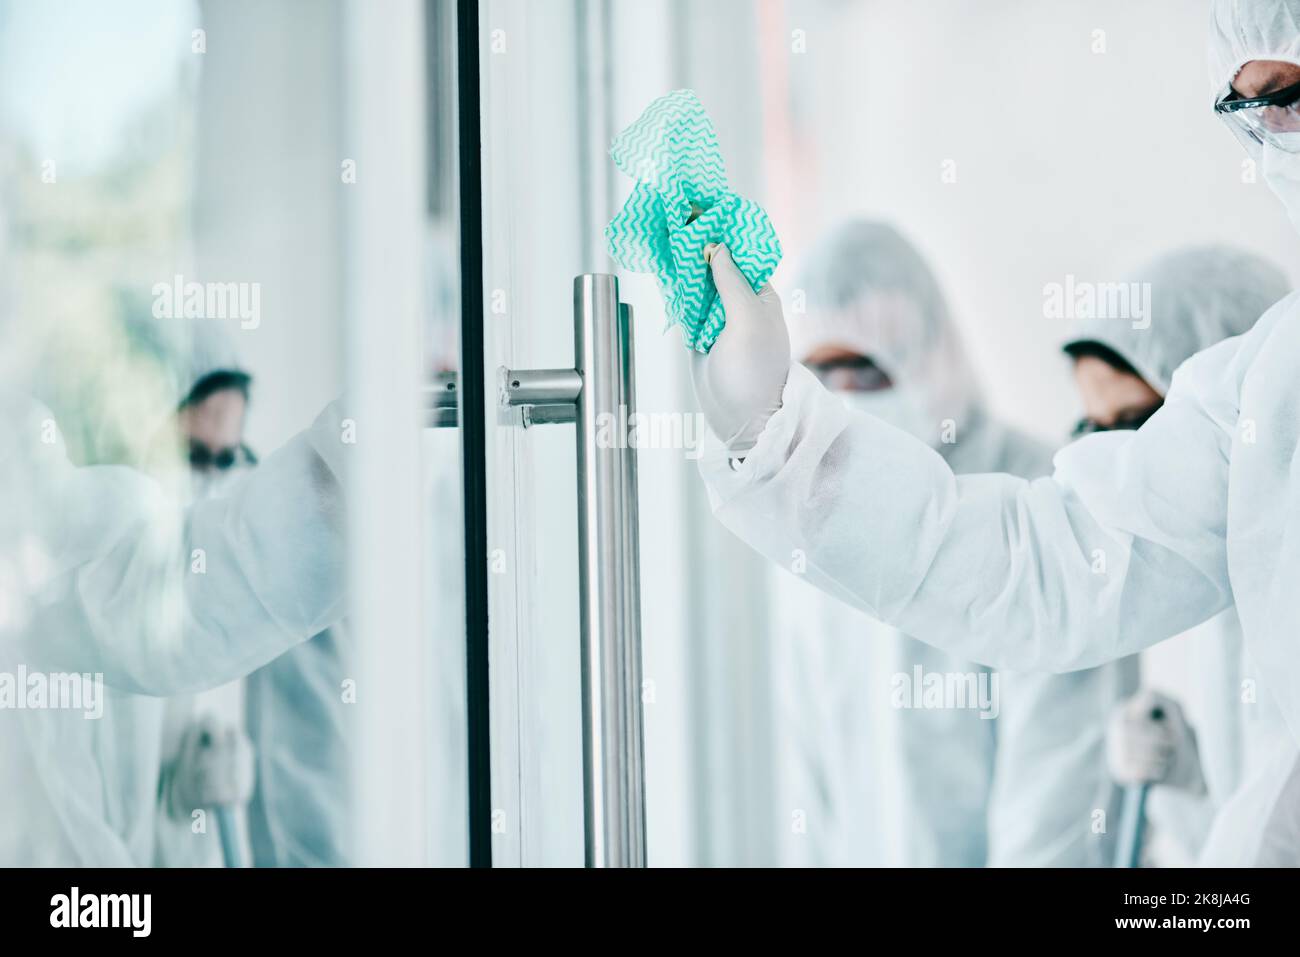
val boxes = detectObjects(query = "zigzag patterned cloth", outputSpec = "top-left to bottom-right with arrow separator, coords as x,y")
605,89 -> 782,353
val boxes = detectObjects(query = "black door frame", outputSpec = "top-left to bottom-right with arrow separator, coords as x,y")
455,0 -> 492,869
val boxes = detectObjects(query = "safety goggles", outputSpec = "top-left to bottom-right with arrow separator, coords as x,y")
1215,77 -> 1300,152
188,438 -> 257,472
1070,403 -> 1161,439
804,354 -> 893,393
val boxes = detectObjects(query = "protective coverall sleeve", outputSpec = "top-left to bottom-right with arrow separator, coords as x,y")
699,350 -> 1238,673
12,396 -> 349,695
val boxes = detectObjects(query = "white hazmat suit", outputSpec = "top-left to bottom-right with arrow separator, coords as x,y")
1066,245 -> 1293,865
772,221 -> 1134,867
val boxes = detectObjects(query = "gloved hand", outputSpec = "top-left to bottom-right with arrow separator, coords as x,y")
1106,690 -> 1206,795
165,717 -> 255,819
690,243 -> 791,454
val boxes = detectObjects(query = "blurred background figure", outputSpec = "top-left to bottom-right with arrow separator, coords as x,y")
3,310 -> 263,865
243,608 -> 353,865
771,219 -> 1135,866
137,318 -> 257,868
1070,246 -> 1293,866
156,324 -> 352,868
142,318 -> 353,868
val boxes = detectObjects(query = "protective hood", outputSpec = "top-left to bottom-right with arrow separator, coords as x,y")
791,220 -> 980,446
1062,245 -> 1289,396
1209,0 -> 1300,99
126,315 -> 244,408
27,310 -> 247,470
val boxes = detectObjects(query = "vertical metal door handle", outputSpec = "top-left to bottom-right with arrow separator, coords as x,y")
500,273 -> 647,867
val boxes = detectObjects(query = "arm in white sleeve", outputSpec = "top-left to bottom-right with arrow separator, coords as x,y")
699,349 -> 1238,673
9,396 -> 350,695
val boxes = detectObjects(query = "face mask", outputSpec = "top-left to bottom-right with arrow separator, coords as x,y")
189,466 -> 244,504
1262,136 -> 1300,236
841,387 -> 935,445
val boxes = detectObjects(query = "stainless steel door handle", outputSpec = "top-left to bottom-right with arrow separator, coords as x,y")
500,273 -> 647,867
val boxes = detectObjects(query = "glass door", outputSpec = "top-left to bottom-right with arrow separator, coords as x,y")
468,0 -> 782,867
463,0 -> 1230,870
0,0 -> 470,868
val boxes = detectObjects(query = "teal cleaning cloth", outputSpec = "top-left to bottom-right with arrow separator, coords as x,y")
605,89 -> 782,353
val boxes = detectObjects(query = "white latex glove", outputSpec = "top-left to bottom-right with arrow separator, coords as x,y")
165,717 -> 255,819
1106,690 -> 1206,795
690,243 -> 791,454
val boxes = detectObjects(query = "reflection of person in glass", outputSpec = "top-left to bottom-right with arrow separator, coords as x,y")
148,323 -> 353,868
0,313 -> 349,865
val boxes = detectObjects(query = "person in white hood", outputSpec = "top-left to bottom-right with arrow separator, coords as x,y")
690,0 -> 1300,865
1068,246 -> 1294,866
771,220 -> 1135,867
138,321 -> 353,869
